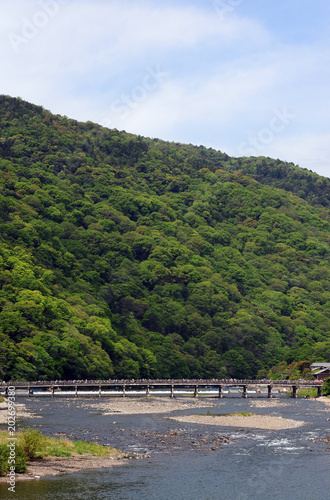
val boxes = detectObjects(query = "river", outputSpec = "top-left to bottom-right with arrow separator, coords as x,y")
0,396 -> 329,499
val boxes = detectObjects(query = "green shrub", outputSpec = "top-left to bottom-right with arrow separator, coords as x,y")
15,446 -> 28,473
0,444 -> 27,476
0,444 -> 9,476
22,429 -> 44,460
298,388 -> 318,398
322,378 -> 330,396
0,397 -> 5,403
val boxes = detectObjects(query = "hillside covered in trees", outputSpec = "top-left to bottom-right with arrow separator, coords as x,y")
0,95 -> 330,381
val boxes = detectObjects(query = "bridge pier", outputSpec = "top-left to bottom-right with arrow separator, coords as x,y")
268,385 -> 273,399
75,385 -> 78,397
218,385 -> 223,398
51,386 -> 55,397
242,385 -> 247,398
99,385 -> 102,397
194,385 -> 199,398
146,385 -> 150,396
170,384 -> 174,398
123,384 -> 126,398
292,385 -> 297,398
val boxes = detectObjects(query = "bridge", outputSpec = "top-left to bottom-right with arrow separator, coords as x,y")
0,379 -> 323,398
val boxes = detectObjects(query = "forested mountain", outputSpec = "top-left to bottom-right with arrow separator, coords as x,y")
0,95 -> 330,381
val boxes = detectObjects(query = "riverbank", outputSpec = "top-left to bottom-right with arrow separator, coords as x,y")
0,430 -> 135,483
0,402 -> 40,424
317,396 -> 330,406
0,451 -> 127,483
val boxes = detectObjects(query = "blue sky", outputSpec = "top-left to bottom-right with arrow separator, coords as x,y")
1,0 -> 330,177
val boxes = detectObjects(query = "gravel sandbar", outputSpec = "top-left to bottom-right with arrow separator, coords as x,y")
99,397 -> 220,415
169,413 -> 305,430
317,397 -> 330,406
0,402 -> 40,424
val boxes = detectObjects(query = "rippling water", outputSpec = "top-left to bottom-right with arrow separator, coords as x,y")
0,396 -> 329,500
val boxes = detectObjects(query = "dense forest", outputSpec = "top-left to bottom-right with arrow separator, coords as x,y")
0,95 -> 330,381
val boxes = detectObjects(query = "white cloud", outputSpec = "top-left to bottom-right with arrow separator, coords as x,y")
0,2 -> 267,111
0,0 -> 329,177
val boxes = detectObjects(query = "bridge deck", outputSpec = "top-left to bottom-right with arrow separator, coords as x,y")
0,379 -> 322,398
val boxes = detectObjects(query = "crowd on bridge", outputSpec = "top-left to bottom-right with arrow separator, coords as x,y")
0,378 -> 322,386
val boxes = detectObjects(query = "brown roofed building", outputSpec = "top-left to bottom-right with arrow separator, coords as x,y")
311,363 -> 330,381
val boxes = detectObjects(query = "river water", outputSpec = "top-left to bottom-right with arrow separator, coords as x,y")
0,396 -> 329,500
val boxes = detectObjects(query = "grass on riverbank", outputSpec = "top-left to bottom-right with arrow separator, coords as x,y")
0,397 -> 5,403
0,429 -> 118,476
297,388 -> 319,398
201,410 -> 253,418
231,412 -> 253,417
